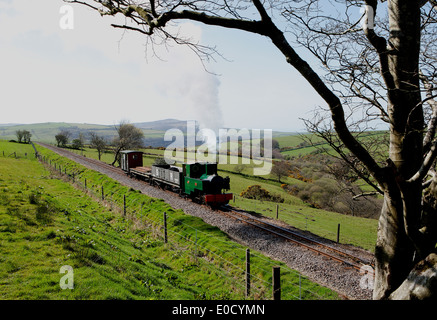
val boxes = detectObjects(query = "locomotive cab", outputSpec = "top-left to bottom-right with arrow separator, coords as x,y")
183,162 -> 218,178
183,162 -> 232,205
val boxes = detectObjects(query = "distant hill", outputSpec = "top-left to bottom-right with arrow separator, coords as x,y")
0,123 -> 21,127
134,119 -> 190,132
0,119 -> 190,147
0,122 -> 116,144
0,119 -> 298,147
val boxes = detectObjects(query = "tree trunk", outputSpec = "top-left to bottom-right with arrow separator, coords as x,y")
112,147 -> 122,166
373,184 -> 416,299
373,0 -> 425,299
388,253 -> 437,299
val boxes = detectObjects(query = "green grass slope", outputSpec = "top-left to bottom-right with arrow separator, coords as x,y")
0,140 -> 337,300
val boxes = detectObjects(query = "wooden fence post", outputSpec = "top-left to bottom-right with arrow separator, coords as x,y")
123,194 -> 126,216
273,266 -> 281,300
164,212 -> 168,244
101,186 -> 104,201
337,224 -> 341,243
246,248 -> 251,298
276,204 -> 279,219
299,274 -> 302,300
195,229 -> 198,263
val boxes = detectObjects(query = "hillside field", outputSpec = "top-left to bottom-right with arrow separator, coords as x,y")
0,140 -> 338,300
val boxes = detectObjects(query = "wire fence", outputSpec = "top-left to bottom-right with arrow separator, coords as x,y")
31,151 -> 338,300
0,149 -> 36,160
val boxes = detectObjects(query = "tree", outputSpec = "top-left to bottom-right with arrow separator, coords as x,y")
66,0 -> 437,299
55,130 -> 71,148
22,130 -> 32,144
15,130 -> 31,143
271,160 -> 291,183
15,130 -> 24,143
284,1 -> 437,299
71,138 -> 83,150
111,121 -> 144,166
89,132 -> 107,160
71,132 -> 85,150
262,138 -> 279,150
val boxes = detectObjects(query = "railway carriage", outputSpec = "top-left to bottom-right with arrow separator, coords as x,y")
151,164 -> 183,190
120,150 -> 232,206
120,150 -> 143,172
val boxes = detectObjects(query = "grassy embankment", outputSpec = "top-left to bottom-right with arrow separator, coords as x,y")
0,140 -> 338,300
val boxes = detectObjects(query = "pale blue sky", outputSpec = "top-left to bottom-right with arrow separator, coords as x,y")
0,0 -> 327,132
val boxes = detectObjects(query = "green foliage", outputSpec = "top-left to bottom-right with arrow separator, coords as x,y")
15,130 -> 32,144
153,157 -> 167,166
55,131 -> 70,147
240,185 -> 284,203
71,139 -> 83,150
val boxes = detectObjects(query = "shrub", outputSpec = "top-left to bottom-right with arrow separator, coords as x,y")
35,202 -> 55,224
240,185 -> 284,203
154,157 -> 167,166
28,192 -> 40,205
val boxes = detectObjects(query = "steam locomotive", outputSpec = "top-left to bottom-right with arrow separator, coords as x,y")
120,150 -> 233,206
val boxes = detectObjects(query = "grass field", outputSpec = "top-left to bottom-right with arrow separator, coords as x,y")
0,140 -> 338,300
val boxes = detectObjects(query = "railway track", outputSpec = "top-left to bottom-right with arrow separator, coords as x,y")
37,142 -> 124,175
219,205 -> 373,271
36,142 -> 373,273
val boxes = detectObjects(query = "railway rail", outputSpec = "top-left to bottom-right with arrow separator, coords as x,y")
37,142 -> 124,175
219,206 -> 373,271
36,142 -> 373,273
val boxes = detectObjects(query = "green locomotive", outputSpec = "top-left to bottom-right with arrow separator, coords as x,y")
121,150 -> 232,206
